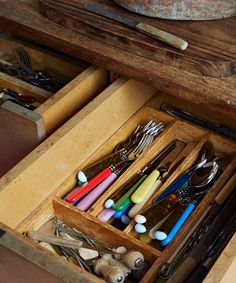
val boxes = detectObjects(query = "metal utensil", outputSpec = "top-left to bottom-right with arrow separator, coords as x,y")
134,160 -> 219,234
154,140 -> 215,202
161,103 -> 236,140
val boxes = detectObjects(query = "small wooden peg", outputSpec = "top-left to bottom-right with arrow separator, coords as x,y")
93,258 -> 125,283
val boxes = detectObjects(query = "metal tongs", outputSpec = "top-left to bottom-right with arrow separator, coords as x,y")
161,103 -> 236,140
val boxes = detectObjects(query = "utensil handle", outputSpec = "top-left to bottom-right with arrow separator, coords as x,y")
161,202 -> 195,247
154,204 -> 186,241
128,179 -> 163,218
76,172 -> 118,211
113,175 -> 146,211
135,193 -> 179,233
80,150 -> 124,181
97,208 -> 116,222
155,171 -> 191,202
131,170 -> 160,204
136,22 -> 188,51
113,201 -> 132,219
105,174 -> 143,208
65,167 -> 112,203
93,258 -> 125,283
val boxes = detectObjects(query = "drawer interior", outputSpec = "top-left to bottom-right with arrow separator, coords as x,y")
0,35 -> 86,84
13,88 -> 236,283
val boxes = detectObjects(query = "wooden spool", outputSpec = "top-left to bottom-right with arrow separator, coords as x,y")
113,0 -> 236,20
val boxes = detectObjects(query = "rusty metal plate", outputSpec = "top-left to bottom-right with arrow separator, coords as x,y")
113,0 -> 236,20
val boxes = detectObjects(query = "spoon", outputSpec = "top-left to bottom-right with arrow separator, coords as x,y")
154,140 -> 215,202
134,160 -> 218,234
156,161 -> 219,245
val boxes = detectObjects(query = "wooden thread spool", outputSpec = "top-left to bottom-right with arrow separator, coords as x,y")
102,254 -> 131,276
93,258 -> 125,283
115,251 -> 145,270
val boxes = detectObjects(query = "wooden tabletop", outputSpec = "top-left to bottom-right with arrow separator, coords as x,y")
0,0 -> 236,119
40,0 -> 236,78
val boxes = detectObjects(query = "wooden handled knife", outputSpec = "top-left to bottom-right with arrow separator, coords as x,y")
84,2 -> 188,51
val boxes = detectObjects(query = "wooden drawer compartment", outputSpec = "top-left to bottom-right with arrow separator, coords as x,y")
0,36 -> 110,177
1,77 -> 236,283
0,199 -> 159,283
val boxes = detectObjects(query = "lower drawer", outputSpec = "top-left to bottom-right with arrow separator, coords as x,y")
0,77 -> 235,283
0,36 -> 110,176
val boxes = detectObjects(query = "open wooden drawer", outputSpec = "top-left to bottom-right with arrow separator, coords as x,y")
1,77 -> 236,283
0,36 -> 110,176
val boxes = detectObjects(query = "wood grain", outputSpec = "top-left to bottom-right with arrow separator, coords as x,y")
53,198 -> 160,262
0,0 -> 235,121
35,66 -> 110,135
39,0 -> 236,78
0,245 -> 64,283
142,156 -> 236,283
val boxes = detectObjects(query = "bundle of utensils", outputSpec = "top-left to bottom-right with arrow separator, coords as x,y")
27,219 -> 147,283
133,140 -> 220,246
0,87 -> 39,110
65,120 -> 165,211
157,171 -> 236,283
93,140 -> 221,247
0,47 -> 69,92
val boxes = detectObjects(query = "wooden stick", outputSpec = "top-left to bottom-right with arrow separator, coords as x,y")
27,231 -> 85,250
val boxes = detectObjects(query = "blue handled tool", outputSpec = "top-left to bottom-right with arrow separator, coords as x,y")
155,171 -> 191,202
161,202 -> 195,247
113,201 -> 133,219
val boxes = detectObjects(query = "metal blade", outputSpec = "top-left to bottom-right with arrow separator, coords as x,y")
162,156 -> 186,182
157,140 -> 186,170
84,2 -> 138,28
142,140 -> 177,175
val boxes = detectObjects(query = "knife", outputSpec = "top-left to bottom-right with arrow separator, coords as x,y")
84,3 -> 188,51
131,140 -> 186,204
104,139 -> 178,210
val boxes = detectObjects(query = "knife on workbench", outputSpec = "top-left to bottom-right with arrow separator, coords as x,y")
84,3 -> 188,51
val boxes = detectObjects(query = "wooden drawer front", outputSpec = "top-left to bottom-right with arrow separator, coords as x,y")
0,78 -> 234,283
0,37 -> 111,176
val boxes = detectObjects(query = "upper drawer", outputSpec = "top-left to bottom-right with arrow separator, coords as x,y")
0,36 -> 110,176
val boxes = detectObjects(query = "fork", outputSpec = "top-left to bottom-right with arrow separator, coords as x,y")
15,47 -> 34,76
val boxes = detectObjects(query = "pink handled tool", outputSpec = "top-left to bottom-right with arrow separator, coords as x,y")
76,172 -> 118,211
97,208 -> 116,222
